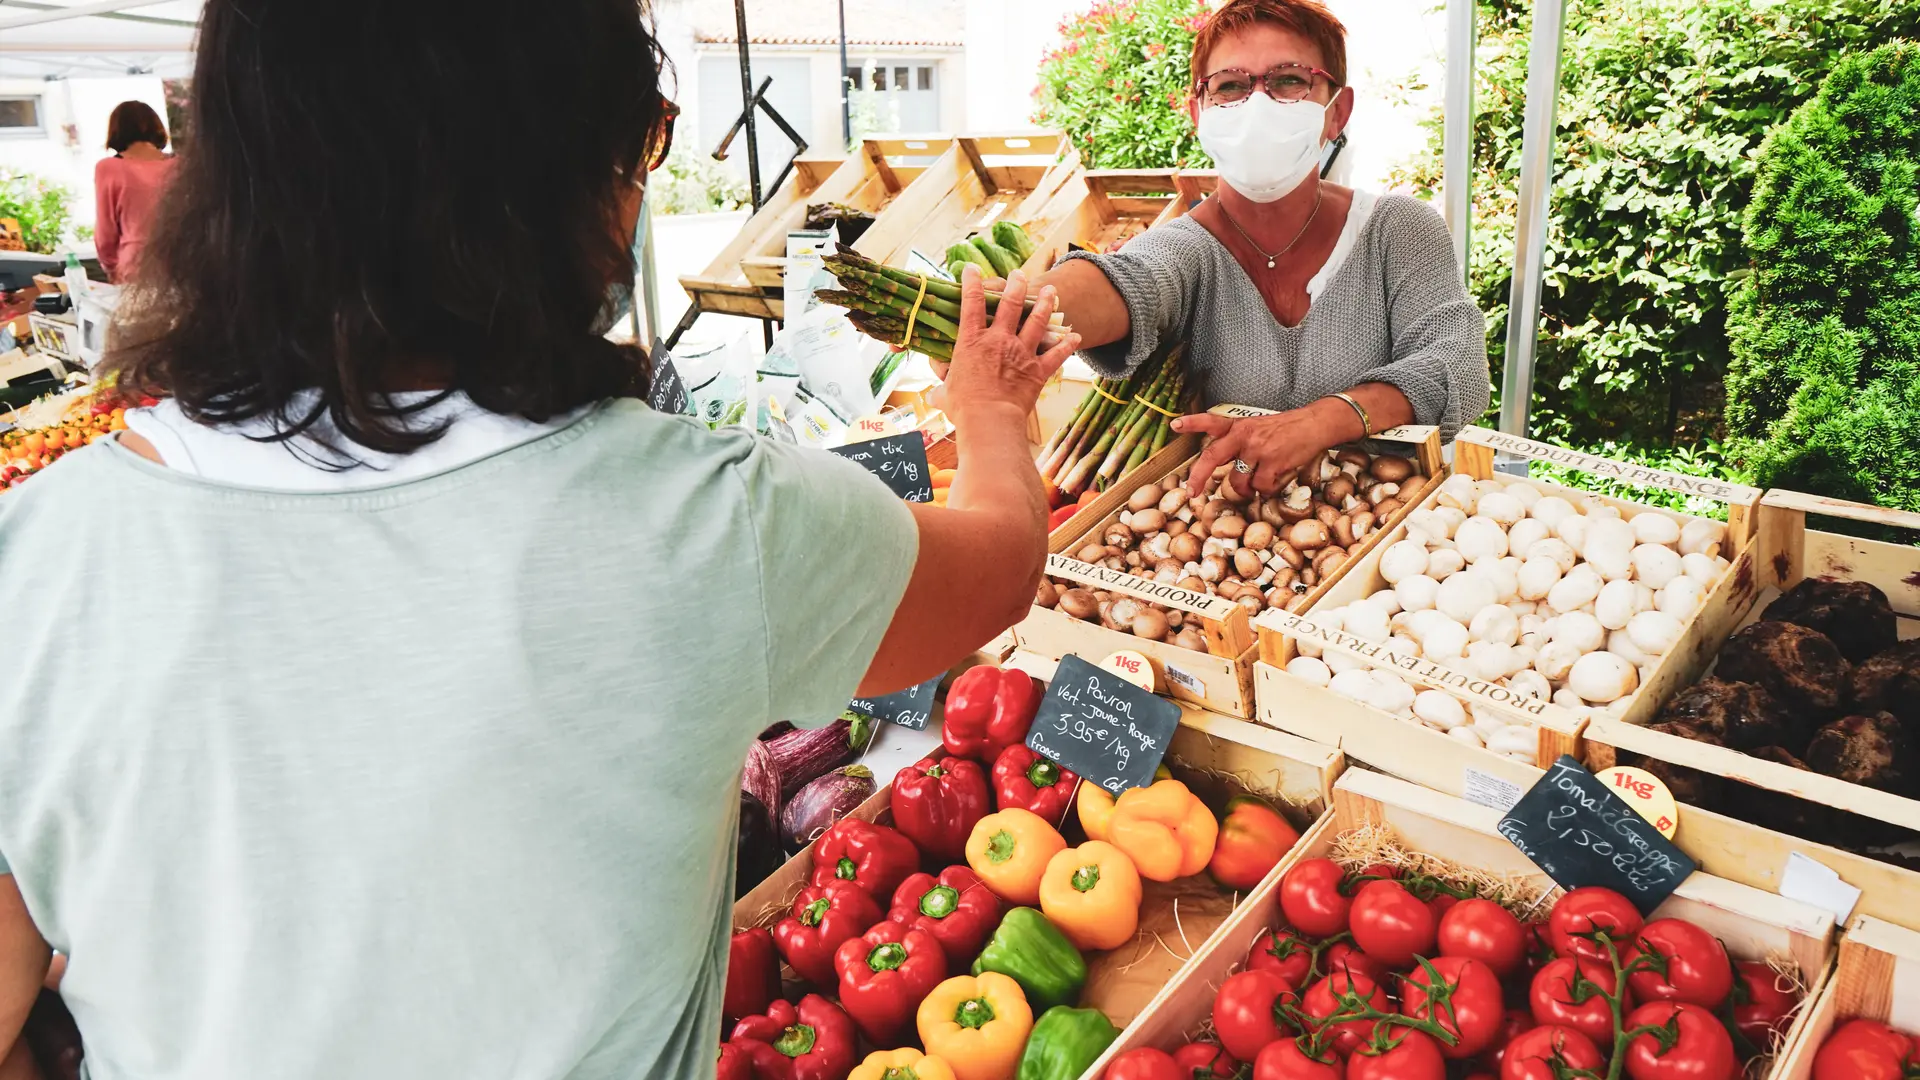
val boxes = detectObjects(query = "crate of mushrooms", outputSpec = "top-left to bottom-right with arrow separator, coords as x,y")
1250,427 -> 1763,808
1586,488 -> 1920,851
1016,412 -> 1442,718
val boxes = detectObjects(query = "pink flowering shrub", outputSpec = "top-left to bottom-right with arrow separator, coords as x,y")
1035,0 -> 1212,168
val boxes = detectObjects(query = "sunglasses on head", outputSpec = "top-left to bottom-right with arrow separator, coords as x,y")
645,98 -> 680,174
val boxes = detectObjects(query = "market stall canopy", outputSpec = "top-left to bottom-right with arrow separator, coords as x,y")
0,0 -> 200,80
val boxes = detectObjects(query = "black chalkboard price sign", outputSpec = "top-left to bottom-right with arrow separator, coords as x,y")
1026,653 -> 1183,796
830,432 -> 934,503
647,343 -> 689,416
1498,755 -> 1698,916
850,675 -> 942,730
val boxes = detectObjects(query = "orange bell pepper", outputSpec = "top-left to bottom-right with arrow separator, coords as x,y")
1038,841 -> 1142,951
916,973 -> 1033,1080
1208,795 -> 1301,891
965,807 -> 1067,907
849,1048 -> 958,1080
1107,779 -> 1218,882
1076,765 -> 1170,843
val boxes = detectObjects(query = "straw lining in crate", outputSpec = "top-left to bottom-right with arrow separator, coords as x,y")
1084,768 -> 1838,1080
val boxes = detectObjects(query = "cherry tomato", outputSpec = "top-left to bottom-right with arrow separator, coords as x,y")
1348,1030 -> 1446,1080
1302,970 -> 1388,1057
1626,919 -> 1734,1009
1104,1048 -> 1184,1080
1173,1042 -> 1242,1080
1254,1036 -> 1345,1080
1501,1025 -> 1604,1080
1399,955 -> 1505,1059
1281,860 -> 1353,939
1622,1001 -> 1736,1080
1247,928 -> 1315,986
1814,1020 -> 1916,1080
1729,961 -> 1796,1047
1320,942 -> 1388,986
1215,969 -> 1299,1063
1478,1010 -> 1534,1073
1348,880 -> 1436,969
1548,887 -> 1643,963
1438,899 -> 1528,978
1530,955 -> 1630,1047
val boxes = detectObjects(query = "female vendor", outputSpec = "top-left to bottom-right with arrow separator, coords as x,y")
1036,0 -> 1489,494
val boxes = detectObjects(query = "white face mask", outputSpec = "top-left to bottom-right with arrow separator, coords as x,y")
1196,94 -> 1327,203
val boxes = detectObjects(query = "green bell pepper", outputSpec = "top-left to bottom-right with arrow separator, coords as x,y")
971,907 -> 1087,1013
1015,1005 -> 1119,1080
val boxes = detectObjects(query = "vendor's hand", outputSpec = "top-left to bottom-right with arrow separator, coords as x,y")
939,266 -> 1079,423
1173,408 -> 1342,497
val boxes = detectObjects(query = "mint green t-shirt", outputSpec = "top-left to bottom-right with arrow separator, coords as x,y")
0,401 -> 918,1080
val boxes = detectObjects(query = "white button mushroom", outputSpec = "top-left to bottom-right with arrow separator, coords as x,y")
1327,668 -> 1375,701
1476,491 -> 1527,527
1505,481 -> 1543,508
1607,628 -> 1656,667
1437,573 -> 1499,624
1507,518 -> 1551,558
1367,588 -> 1404,616
1535,639 -> 1583,683
1423,618 -> 1471,664
1630,544 -> 1683,591
1326,650 -> 1366,674
1466,640 -> 1521,680
1286,655 -> 1333,686
1678,518 -> 1725,558
1475,479 -> 1508,499
1433,506 -> 1469,539
1469,605 -> 1521,645
1547,565 -> 1604,614
1387,633 -> 1423,657
1626,609 -> 1683,656
1526,537 -> 1579,575
1455,517 -> 1511,562
1426,548 -> 1467,581
1594,579 -> 1639,631
1469,557 -> 1521,605
1530,495 -> 1578,530
1487,725 -> 1538,757
1554,513 -> 1591,556
1584,519 -> 1636,582
1567,651 -> 1640,704
1509,599 -> 1540,618
1470,711 -> 1509,740
1404,509 -> 1451,545
1553,687 -> 1585,709
1379,539 -> 1432,585
1630,512 -> 1682,547
1681,552 -> 1727,584
1588,504 -> 1623,521
1518,614 -> 1551,649
1509,669 -> 1553,701
1395,574 -> 1441,612
1344,602 -> 1392,643
1633,583 -> 1657,614
1437,474 -> 1481,514
1365,672 -> 1417,715
1448,725 -> 1486,747
1518,556 -> 1563,601
1413,689 -> 1467,731
1657,577 -> 1705,620
1549,610 -> 1607,654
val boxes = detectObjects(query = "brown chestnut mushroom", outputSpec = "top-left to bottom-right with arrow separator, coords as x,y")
1288,519 -> 1331,551
1215,580 -> 1245,602
1104,522 -> 1135,549
1242,521 -> 1275,551
1130,508 -> 1167,533
1198,554 -> 1228,583
1128,483 -> 1165,512
1370,455 -> 1415,483
1058,588 -> 1099,620
1336,449 -> 1371,471
1276,486 -> 1315,523
1288,591 -> 1314,612
1165,519 -> 1189,538
1178,575 -> 1207,592
1166,610 -> 1185,629
1314,546 -> 1349,578
1234,593 -> 1266,615
1233,547 -> 1265,579
1270,540 -> 1306,570
1374,497 -> 1404,518
1100,555 -> 1126,571
1261,498 -> 1291,529
1314,502 -> 1340,529
1074,543 -> 1106,564
1035,580 -> 1061,608
1157,488 -> 1187,515
1322,476 -> 1357,505
1367,482 -> 1401,507
1300,566 -> 1318,587
1132,608 -> 1171,641
1172,627 -> 1208,652
1124,550 -> 1144,568
1212,513 -> 1248,541
1218,470 -> 1255,504
1169,533 -> 1202,563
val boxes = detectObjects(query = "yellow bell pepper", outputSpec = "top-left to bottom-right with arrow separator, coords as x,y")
966,808 -> 1067,907
1077,765 -> 1170,842
1107,778 -> 1218,882
916,973 -> 1034,1080
849,1048 -> 959,1080
1038,841 -> 1142,951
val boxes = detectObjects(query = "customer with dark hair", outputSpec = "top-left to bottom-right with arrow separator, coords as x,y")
92,100 -> 173,282
0,1 -> 1075,1077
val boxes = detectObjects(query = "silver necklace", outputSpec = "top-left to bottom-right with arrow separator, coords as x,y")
1217,189 -> 1324,269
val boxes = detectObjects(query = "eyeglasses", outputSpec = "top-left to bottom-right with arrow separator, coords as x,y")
646,99 -> 681,173
1195,64 -> 1338,107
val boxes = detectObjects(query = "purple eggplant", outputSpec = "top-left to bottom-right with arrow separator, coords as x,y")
736,790 -> 780,898
741,739 -> 782,823
764,712 -> 876,800
780,765 -> 875,853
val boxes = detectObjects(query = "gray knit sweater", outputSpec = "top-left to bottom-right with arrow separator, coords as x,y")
1064,193 -> 1490,437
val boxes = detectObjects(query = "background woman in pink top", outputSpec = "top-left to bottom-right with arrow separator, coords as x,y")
92,101 -> 174,282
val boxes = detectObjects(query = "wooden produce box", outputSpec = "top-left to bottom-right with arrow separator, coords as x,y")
856,132 -> 1082,280
1024,170 -> 1183,263
680,136 -> 957,321
1775,916 -> 1920,1080
1087,767 -> 1838,1079
1580,489 -> 1920,834
1156,170 -> 1216,226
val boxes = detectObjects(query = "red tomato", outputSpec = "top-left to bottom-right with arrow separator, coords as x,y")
1438,899 -> 1528,978
1523,922 -> 1555,976
1172,1042 -> 1242,1080
1247,928 -> 1315,986
1622,1001 -> 1736,1080
1428,893 -> 1461,924
1104,1048 -> 1184,1080
1399,955 -> 1505,1060
1348,880 -> 1436,969
1729,961 -> 1795,1047
1626,919 -> 1734,1009
1281,860 -> 1353,939
1348,1030 -> 1446,1080
1356,863 -> 1401,882
1501,1026 -> 1604,1080
1302,970 -> 1388,1057
1254,1036 -> 1345,1080
1530,955 -> 1630,1047
1214,969 -> 1298,1063
1825,1019 -> 1913,1060
1478,1010 -> 1534,1073
1814,1020 -> 1915,1080
1320,942 -> 1388,986
1548,887 -> 1643,963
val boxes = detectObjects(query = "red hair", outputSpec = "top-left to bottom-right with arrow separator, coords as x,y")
1191,0 -> 1349,90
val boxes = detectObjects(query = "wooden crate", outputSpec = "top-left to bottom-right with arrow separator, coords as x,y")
1156,170 -> 1217,227
1581,488 -> 1920,834
1029,170 -> 1183,262
1088,768 -> 1838,1079
1775,916 -> 1920,1080
735,650 -> 1347,1038
854,132 -> 1083,279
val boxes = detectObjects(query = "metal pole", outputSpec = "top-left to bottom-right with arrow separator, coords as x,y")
0,0 -> 173,30
838,0 -> 851,147
733,0 -> 764,209
1441,0 -> 1475,285
1498,0 -> 1569,438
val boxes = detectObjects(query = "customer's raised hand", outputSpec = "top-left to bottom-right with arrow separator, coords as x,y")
940,266 -> 1079,423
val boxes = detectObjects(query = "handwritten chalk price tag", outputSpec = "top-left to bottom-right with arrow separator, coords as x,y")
1595,766 -> 1679,838
646,342 -> 690,416
850,675 -> 942,730
1099,650 -> 1157,691
830,431 -> 934,503
1026,653 -> 1182,796
1498,756 -> 1697,916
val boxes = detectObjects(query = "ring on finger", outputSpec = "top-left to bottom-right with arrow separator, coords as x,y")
1232,459 -> 1253,474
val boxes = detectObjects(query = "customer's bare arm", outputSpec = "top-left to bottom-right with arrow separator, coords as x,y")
858,269 -> 1081,695
0,878 -> 50,1080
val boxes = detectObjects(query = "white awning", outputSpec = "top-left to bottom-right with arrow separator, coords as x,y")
0,0 -> 200,80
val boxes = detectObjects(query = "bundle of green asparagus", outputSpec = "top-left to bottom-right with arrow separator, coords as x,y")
1037,348 -> 1188,502
815,245 -> 1065,361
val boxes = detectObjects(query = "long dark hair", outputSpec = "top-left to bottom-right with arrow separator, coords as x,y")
104,0 -> 667,455
105,100 -> 168,152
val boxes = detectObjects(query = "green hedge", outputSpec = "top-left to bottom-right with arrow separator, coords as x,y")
1035,0 -> 1211,170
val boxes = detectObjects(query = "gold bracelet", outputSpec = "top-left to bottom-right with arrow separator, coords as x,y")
1327,391 -> 1371,438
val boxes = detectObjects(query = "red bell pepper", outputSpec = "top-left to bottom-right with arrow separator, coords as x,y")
833,919 -> 947,1045
808,818 -> 919,902
724,928 -> 781,1028
771,880 -> 881,988
943,666 -> 1043,762
727,995 -> 858,1080
716,1041 -> 754,1080
891,755 -> 991,863
888,865 -> 1003,967
991,744 -> 1080,821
